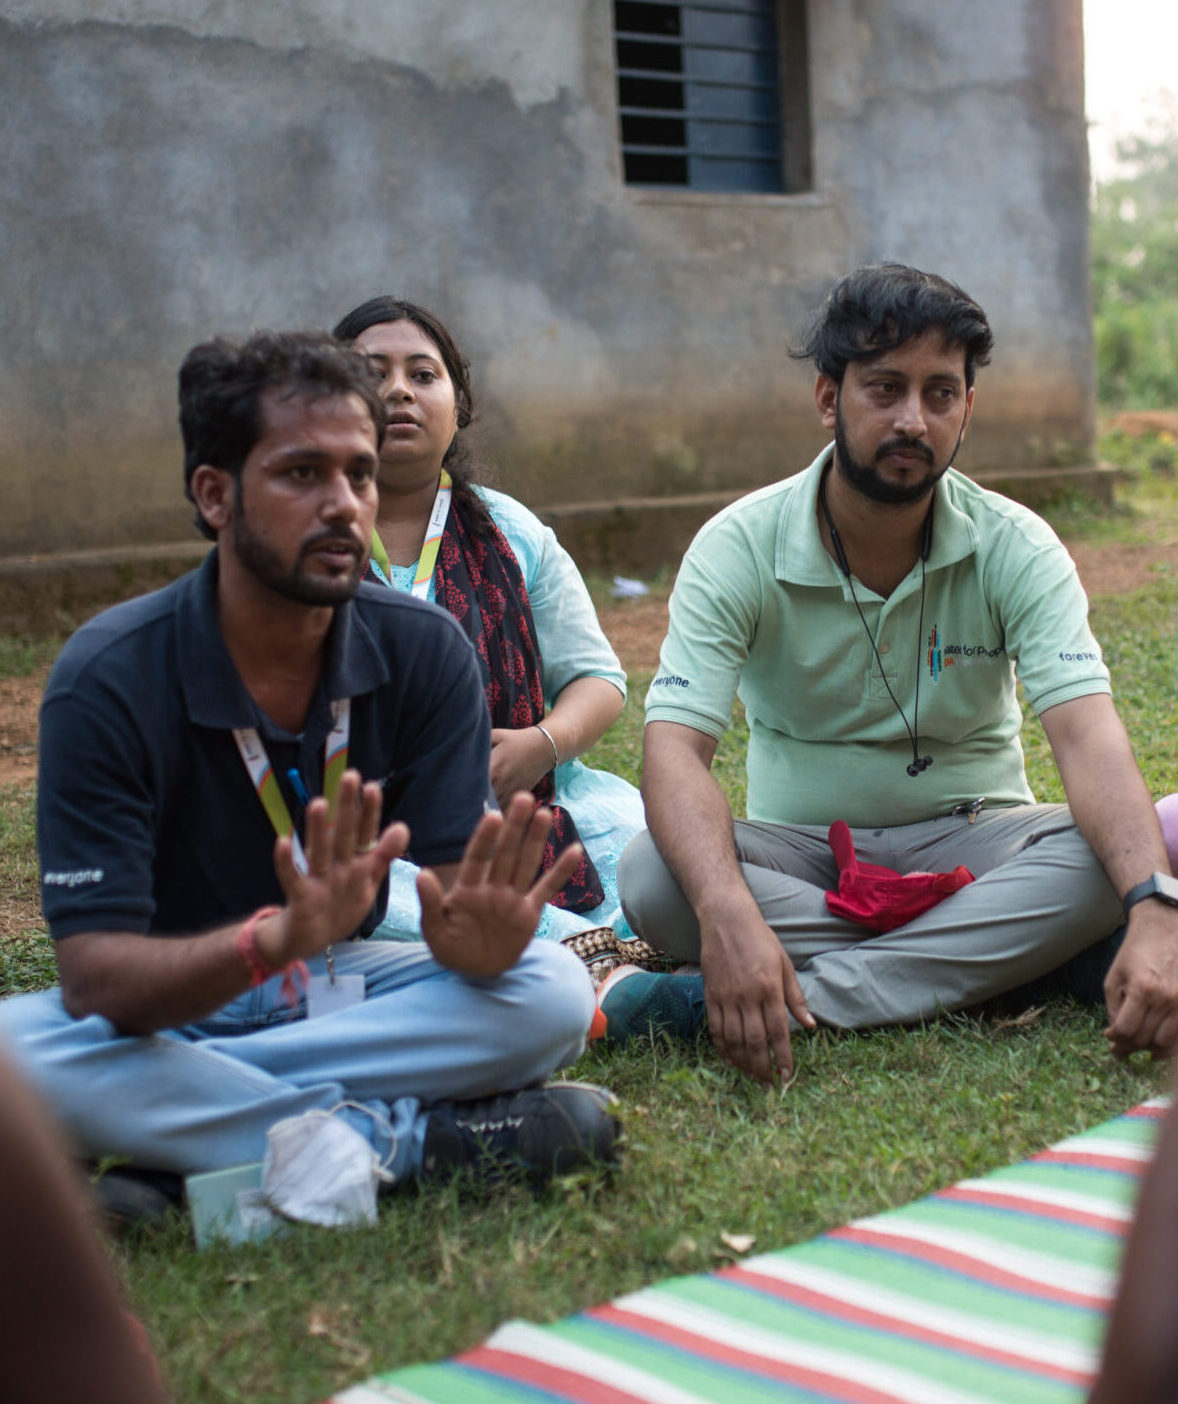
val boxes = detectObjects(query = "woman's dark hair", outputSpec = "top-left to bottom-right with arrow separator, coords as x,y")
332,296 -> 494,538
793,263 -> 994,389
178,330 -> 386,541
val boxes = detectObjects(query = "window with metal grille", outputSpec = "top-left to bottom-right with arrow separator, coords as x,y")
614,0 -> 810,193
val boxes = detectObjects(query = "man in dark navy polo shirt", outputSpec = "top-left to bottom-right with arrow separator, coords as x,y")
0,332 -> 617,1225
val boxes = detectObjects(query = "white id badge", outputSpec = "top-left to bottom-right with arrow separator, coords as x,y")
306,974 -> 366,1019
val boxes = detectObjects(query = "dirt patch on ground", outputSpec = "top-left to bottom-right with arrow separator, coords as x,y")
595,595 -> 671,675
0,669 -> 45,790
1069,537 -> 1178,598
1106,410 -> 1178,438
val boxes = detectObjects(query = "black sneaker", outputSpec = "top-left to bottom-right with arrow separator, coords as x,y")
972,928 -> 1126,1019
87,1164 -> 184,1237
421,1081 -> 622,1184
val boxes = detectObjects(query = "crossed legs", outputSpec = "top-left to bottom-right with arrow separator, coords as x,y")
0,938 -> 594,1180
619,804 -> 1121,1028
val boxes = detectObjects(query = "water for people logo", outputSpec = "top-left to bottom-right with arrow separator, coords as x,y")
927,624 -> 944,679
928,629 -> 1006,674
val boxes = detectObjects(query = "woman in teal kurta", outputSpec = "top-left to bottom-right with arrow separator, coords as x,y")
334,296 -> 644,943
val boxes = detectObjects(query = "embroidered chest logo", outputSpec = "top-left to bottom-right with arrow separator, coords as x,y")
927,625 -> 1005,678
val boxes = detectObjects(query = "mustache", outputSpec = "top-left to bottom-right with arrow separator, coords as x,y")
875,437 -> 934,465
297,529 -> 364,562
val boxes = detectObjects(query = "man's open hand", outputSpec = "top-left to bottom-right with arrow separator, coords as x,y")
261,770 -> 409,967
417,792 -> 582,977
1104,905 -> 1178,1059
700,913 -> 816,1086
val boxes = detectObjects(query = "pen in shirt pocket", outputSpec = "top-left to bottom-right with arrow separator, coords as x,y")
287,767 -> 312,812
291,766 -> 406,826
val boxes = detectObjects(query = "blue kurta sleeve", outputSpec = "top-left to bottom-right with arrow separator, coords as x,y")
479,488 -> 626,705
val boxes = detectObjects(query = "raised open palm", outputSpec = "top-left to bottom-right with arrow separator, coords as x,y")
417,792 -> 583,977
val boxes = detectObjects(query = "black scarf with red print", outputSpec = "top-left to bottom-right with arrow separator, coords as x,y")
371,495 -> 605,912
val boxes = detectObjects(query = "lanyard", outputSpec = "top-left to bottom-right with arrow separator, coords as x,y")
232,699 -> 350,876
368,470 -> 452,598
368,529 -> 392,587
411,469 -> 452,598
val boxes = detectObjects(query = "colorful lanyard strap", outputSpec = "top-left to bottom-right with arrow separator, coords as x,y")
368,469 -> 452,598
232,698 -> 351,877
368,529 -> 392,587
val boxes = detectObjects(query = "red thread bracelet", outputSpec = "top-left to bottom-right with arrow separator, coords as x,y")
236,905 -> 310,1007
236,905 -> 284,986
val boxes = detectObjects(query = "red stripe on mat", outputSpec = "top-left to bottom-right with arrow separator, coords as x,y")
830,1226 -> 1109,1309
461,1345 -> 651,1404
1033,1150 -> 1145,1174
587,1301 -> 916,1404
1125,1104 -> 1167,1119
722,1265 -> 1088,1386
937,1185 -> 1126,1235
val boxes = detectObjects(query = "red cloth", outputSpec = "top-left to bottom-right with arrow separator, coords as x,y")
824,820 -> 974,932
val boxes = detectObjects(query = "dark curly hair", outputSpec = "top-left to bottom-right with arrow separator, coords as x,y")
332,296 -> 494,538
179,330 -> 386,541
794,263 -> 994,389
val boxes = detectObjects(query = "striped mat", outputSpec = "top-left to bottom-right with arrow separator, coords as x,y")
327,1099 -> 1168,1404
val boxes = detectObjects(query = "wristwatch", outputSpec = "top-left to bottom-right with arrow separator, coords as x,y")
1122,872 -> 1178,918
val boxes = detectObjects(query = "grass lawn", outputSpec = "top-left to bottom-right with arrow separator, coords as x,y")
2,445 -> 1177,1402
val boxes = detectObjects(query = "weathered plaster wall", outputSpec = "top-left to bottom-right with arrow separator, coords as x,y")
811,0 -> 1093,462
0,1 -> 1091,558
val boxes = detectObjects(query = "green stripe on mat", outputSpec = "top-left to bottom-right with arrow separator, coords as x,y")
884,1198 -> 1121,1266
585,1283 -> 1085,1403
732,1244 -> 1100,1345
979,1161 -> 1142,1198
651,1268 -> 1096,1361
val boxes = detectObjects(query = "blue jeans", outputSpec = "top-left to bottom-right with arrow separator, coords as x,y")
0,938 -> 595,1182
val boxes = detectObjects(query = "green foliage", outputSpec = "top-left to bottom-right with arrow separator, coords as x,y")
1092,121 -> 1178,405
581,677 -> 646,790
0,934 -> 56,997
0,784 -> 42,959
0,779 -> 52,995
1096,302 -> 1178,407
1091,584 -> 1178,793
585,670 -> 749,816
1098,426 -> 1178,482
0,635 -> 63,680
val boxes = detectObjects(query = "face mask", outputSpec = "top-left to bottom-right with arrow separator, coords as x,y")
262,1104 -> 394,1228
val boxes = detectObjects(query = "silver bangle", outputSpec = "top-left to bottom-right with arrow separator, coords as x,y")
535,722 -> 560,768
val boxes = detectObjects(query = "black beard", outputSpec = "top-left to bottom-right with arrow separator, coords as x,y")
833,397 -> 949,506
231,508 -> 363,607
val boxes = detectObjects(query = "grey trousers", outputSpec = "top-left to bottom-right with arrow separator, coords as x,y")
617,804 -> 1122,1029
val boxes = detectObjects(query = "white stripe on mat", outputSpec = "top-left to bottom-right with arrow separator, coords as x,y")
733,1255 -> 1095,1372
331,1384 -> 435,1403
1044,1135 -> 1154,1162
483,1320 -> 727,1404
846,1216 -> 1116,1299
604,1291 -> 1001,1404
950,1176 -> 1134,1221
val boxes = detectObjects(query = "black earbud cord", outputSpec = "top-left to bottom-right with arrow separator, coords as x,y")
818,471 -> 933,778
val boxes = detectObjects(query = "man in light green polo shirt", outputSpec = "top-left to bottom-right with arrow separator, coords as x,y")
608,263 -> 1178,1086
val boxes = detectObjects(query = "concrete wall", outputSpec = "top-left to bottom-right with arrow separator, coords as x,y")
0,0 -> 1092,560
